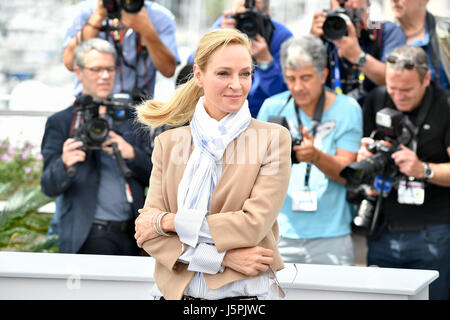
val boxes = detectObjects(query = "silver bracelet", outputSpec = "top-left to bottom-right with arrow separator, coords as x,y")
153,213 -> 159,236
156,211 -> 171,237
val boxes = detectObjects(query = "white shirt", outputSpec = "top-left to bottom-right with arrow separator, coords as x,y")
150,162 -> 277,300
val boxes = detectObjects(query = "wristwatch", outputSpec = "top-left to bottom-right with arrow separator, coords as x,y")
257,60 -> 273,71
423,162 -> 434,180
355,52 -> 368,68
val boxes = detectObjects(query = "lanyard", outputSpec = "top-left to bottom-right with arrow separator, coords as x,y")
331,46 -> 365,95
104,18 -> 150,95
332,50 -> 343,94
293,88 -> 326,189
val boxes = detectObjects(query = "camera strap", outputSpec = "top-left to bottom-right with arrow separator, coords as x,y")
331,49 -> 343,94
413,87 -> 433,137
409,86 -> 434,154
293,87 -> 326,189
382,86 -> 433,153
70,103 -> 84,136
135,34 -> 151,95
103,17 -> 150,95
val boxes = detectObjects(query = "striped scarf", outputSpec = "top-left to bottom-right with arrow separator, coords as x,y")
176,96 -> 251,246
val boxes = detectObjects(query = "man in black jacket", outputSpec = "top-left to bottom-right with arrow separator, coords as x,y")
357,45 -> 450,300
41,38 -> 151,255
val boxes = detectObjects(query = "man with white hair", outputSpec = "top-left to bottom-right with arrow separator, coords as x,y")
257,35 -> 363,266
41,38 -> 151,255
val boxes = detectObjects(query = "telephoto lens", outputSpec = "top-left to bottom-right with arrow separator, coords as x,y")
121,0 -> 144,13
323,12 -> 350,41
87,119 -> 110,144
103,0 -> 144,19
353,199 -> 374,227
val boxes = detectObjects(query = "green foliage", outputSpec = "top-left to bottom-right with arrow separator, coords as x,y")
0,184 -> 58,253
0,136 -> 57,252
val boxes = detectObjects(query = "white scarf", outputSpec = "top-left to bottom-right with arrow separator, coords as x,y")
176,96 -> 251,247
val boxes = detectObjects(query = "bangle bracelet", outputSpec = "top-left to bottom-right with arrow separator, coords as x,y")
156,211 -> 171,237
154,212 -> 163,235
153,212 -> 159,236
76,30 -> 82,45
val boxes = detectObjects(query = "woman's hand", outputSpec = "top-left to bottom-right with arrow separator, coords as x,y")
222,246 -> 274,276
134,208 -> 176,247
135,207 -> 160,247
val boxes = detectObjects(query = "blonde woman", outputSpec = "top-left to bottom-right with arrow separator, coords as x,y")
134,28 -> 291,300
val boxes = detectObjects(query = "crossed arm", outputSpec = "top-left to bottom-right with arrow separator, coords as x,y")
135,128 -> 291,276
134,209 -> 274,276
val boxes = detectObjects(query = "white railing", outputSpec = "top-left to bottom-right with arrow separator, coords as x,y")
0,251 -> 438,300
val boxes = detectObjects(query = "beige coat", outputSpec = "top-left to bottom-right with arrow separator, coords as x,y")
142,119 -> 291,300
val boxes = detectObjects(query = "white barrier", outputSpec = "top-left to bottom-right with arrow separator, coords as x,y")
0,251 -> 438,300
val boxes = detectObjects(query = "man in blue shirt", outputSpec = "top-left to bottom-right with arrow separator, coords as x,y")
62,0 -> 180,99
257,35 -> 363,265
389,0 -> 449,90
188,0 -> 293,118
311,0 -> 405,104
41,39 -> 151,255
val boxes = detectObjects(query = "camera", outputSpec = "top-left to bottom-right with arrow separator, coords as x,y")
268,115 -> 302,164
72,93 -> 134,151
68,92 -> 135,177
102,0 -> 144,19
322,0 -> 362,42
339,107 -> 418,236
233,0 -> 274,45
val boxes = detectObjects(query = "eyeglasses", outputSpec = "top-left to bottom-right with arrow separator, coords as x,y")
268,266 -> 287,299
386,55 -> 427,71
82,66 -> 116,74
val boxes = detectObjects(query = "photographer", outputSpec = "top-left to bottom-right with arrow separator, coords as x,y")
357,45 -> 450,300
389,0 -> 449,89
257,36 -> 363,266
41,39 -> 151,255
311,0 -> 405,104
62,0 -> 180,99
188,0 -> 293,118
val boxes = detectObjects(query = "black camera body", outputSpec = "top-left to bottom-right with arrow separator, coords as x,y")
340,107 -> 418,236
68,93 -> 135,178
233,0 -> 274,45
342,140 -> 399,191
102,0 -> 144,19
323,0 -> 362,42
267,115 -> 302,164
72,93 -> 134,151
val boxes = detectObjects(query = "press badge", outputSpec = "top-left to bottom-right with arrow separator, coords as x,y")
125,183 -> 133,203
397,180 -> 425,205
292,189 -> 317,212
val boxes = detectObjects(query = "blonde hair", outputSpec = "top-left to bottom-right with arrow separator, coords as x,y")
137,28 -> 251,127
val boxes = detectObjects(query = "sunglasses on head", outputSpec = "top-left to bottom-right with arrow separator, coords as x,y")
386,54 -> 427,70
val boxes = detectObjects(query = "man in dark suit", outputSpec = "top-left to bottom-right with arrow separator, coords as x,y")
41,38 -> 151,255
